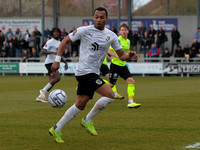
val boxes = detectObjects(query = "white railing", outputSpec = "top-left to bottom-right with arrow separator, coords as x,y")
0,57 -> 200,77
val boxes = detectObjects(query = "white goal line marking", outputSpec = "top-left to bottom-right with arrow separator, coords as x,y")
185,142 -> 200,149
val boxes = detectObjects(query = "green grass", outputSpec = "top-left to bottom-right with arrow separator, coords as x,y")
0,75 -> 200,150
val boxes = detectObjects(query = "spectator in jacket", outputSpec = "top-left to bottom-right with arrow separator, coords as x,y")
157,27 -> 167,53
152,34 -> 161,49
140,31 -> 152,57
5,28 -> 14,41
0,41 -> 8,57
61,28 -> 68,41
194,27 -> 200,42
44,27 -> 51,38
33,26 -> 42,54
28,31 -> 37,59
0,31 -> 5,48
148,26 -> 157,41
190,39 -> 199,57
138,22 -> 146,39
183,43 -> 190,57
129,30 -> 139,53
162,47 -> 171,62
174,46 -> 184,62
148,43 -> 160,62
171,26 -> 181,56
15,28 -> 22,40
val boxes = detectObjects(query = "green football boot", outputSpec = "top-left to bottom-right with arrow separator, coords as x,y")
127,102 -> 141,109
80,118 -> 98,136
49,127 -> 64,143
115,94 -> 125,100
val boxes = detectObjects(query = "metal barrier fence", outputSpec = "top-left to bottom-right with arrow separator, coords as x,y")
0,57 -> 200,77
1,57 -> 200,63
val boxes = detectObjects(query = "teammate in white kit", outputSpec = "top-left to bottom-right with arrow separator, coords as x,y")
36,27 -> 68,103
49,7 -> 139,143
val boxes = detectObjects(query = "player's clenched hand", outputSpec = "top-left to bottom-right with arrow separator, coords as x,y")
51,62 -> 60,72
129,51 -> 139,60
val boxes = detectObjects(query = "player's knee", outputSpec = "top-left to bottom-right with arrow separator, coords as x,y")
126,77 -> 135,84
75,102 -> 87,110
108,83 -> 114,88
56,75 -> 61,82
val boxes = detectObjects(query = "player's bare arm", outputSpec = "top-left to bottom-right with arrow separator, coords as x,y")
41,49 -> 57,55
116,49 -> 139,61
51,36 -> 72,72
61,57 -> 68,70
108,48 -> 119,58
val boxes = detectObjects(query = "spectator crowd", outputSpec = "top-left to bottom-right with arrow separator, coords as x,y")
126,23 -> 200,61
0,26 -> 80,62
1,24 -> 200,62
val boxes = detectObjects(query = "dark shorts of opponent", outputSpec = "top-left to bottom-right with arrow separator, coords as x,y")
109,63 -> 131,85
100,64 -> 110,76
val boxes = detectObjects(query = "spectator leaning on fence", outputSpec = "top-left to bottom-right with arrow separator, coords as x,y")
191,39 -> 199,57
148,43 -> 160,60
162,47 -> 171,62
174,46 -> 184,62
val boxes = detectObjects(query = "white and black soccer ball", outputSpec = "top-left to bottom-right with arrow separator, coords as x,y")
48,89 -> 67,108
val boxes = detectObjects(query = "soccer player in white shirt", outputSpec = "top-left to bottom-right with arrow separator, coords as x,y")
36,27 -> 68,103
49,7 -> 139,143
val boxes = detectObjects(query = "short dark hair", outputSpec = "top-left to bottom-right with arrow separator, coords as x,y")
93,7 -> 108,17
51,27 -> 61,38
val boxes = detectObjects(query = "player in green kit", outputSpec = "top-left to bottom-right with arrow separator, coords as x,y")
100,56 -> 124,99
108,23 -> 141,108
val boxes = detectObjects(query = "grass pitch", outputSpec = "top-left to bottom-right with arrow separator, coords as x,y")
0,75 -> 200,150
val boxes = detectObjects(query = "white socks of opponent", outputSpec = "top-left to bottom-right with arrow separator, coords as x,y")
54,97 -> 114,132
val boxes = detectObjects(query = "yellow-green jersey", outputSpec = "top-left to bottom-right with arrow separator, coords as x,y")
109,35 -> 130,66
102,56 -> 107,65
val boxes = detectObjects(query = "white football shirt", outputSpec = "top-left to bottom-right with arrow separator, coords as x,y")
69,25 -> 122,76
43,38 -> 61,64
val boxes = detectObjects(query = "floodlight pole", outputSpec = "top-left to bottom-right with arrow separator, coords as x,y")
127,0 -> 132,30
53,0 -> 58,27
167,0 -> 170,15
118,0 -> 121,32
19,0 -> 21,17
42,0 -> 45,45
197,0 -> 200,28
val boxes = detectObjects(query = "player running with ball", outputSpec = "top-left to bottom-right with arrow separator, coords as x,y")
49,7 -> 139,143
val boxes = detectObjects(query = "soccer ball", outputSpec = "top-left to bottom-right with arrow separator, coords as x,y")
48,89 -> 67,108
